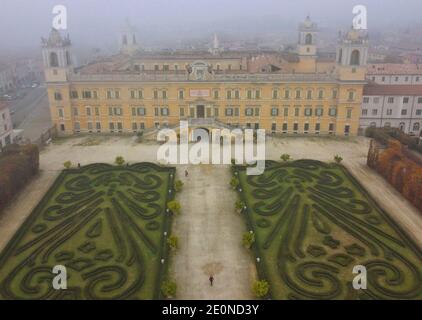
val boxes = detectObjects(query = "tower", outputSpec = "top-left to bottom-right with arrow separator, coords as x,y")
119,19 -> 139,55
41,28 -> 73,83
209,33 -> 222,55
336,28 -> 369,81
297,16 -> 317,57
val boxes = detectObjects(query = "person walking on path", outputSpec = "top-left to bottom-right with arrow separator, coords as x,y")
209,275 -> 214,287
185,169 -> 189,177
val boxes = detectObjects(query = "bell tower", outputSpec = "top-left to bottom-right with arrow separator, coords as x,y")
119,18 -> 139,55
41,28 -> 73,83
336,28 -> 369,81
297,16 -> 317,57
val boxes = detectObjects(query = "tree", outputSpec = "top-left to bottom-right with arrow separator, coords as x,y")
242,232 -> 255,249
161,280 -> 177,299
252,280 -> 269,298
174,180 -> 184,192
167,235 -> 178,251
230,177 -> 239,189
115,156 -> 125,166
167,200 -> 181,215
334,155 -> 343,164
63,161 -> 72,169
280,154 -> 291,162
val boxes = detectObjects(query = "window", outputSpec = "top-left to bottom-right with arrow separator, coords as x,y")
154,90 -> 158,99
86,107 -> 92,116
348,91 -> 355,101
58,108 -> 64,118
384,122 -> 391,128
363,97 -> 370,103
154,65 -> 159,71
213,90 -> 219,99
54,92 -> 62,101
162,91 -> 167,99
294,107 -> 300,117
255,90 -> 260,99
304,107 -> 312,116
96,122 -> 101,131
416,76 -> 420,82
106,90 -> 120,99
161,107 -> 169,116
362,109 -> 368,116
178,90 -> 184,100
95,107 -> 100,116
382,76 -> 385,82
140,123 -> 145,130
372,109 -> 378,116
315,107 -> 323,117
416,109 -> 422,116
163,65 -> 169,71
271,123 -> 276,132
284,90 -> 290,99
283,107 -> 289,117
255,107 -> 260,116
305,33 -> 313,45
350,50 -> 360,65
318,90 -> 324,99
315,123 -> 320,132
403,97 -> 409,104
130,90 -> 143,99
235,90 -> 240,99
386,109 -> 392,116
179,107 -> 185,117
329,107 -> 337,117
329,123 -> 334,132
271,107 -> 279,116
282,123 -> 288,132
332,90 -> 338,99
225,108 -> 233,116
117,122 -> 123,131
87,122 -> 93,131
418,97 -> 422,104
70,91 -> 78,99
73,107 -> 78,116
304,123 -> 309,132
373,97 -> 380,104
347,109 -> 353,119
74,122 -> 80,132
344,125 -> 350,135
413,123 -> 420,131
295,89 -> 301,100
401,109 -> 407,116
306,90 -> 312,100
273,90 -> 278,99
388,97 -> 394,103
245,108 -> 254,116
395,76 -> 399,82
132,123 -> 138,131
293,123 -> 299,132
227,91 -> 232,100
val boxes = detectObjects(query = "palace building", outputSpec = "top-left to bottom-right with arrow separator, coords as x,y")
42,17 -> 369,137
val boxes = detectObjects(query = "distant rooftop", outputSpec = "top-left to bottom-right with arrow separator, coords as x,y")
367,63 -> 422,75
364,83 -> 422,95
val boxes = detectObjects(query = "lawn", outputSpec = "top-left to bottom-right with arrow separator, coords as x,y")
234,160 -> 422,300
0,163 -> 175,300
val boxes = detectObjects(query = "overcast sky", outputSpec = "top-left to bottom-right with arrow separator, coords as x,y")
1,0 -> 421,52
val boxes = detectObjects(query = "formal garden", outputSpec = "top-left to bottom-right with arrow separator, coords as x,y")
233,159 -> 422,300
0,162 -> 177,299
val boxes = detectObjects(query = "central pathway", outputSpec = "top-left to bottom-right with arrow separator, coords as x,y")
171,164 -> 255,299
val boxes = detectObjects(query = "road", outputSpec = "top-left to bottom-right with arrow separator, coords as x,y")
9,86 -> 51,142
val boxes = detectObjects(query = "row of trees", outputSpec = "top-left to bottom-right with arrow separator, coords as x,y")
0,144 -> 39,213
365,127 -> 422,154
367,139 -> 422,212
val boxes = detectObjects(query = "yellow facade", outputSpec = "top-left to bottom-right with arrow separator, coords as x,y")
43,20 -> 368,137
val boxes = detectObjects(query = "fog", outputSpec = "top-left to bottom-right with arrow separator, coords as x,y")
1,0 -> 421,54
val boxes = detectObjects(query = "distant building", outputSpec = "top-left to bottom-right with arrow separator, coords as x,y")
366,63 -> 422,85
0,102 -> 14,148
360,84 -> 422,136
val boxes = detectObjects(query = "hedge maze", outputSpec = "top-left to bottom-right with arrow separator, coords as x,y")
0,163 -> 175,300
234,160 -> 422,300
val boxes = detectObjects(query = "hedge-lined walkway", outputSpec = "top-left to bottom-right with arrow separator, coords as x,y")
171,165 -> 255,299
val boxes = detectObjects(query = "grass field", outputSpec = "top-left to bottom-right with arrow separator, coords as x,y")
234,160 -> 422,300
0,163 -> 175,300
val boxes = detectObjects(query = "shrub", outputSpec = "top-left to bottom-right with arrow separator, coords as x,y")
115,156 -> 125,166
174,180 -> 184,192
167,235 -> 178,251
230,177 -> 239,189
235,200 -> 245,212
252,280 -> 269,298
334,155 -> 343,164
167,200 -> 181,214
161,280 -> 177,298
63,161 -> 72,169
242,232 -> 255,249
280,154 -> 291,162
